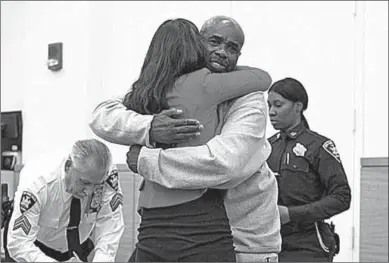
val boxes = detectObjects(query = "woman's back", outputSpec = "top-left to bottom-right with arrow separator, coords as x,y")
168,67 -> 270,147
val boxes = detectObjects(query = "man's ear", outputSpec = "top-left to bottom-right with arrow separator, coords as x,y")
65,158 -> 72,172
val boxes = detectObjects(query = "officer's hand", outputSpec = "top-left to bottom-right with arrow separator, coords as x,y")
278,205 -> 291,225
150,108 -> 203,145
65,257 -> 83,262
65,252 -> 84,262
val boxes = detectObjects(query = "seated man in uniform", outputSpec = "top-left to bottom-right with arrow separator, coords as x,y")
3,139 -> 124,262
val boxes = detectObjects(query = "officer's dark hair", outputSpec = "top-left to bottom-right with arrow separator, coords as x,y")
269,77 -> 310,129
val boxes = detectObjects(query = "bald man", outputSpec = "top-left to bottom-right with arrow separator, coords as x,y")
90,16 -> 281,262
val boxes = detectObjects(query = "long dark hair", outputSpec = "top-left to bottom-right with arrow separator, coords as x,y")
269,77 -> 310,129
123,18 -> 207,114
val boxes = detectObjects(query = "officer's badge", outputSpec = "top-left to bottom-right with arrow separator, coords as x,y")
19,191 -> 37,214
106,170 -> 119,191
110,193 -> 123,212
323,140 -> 341,163
293,143 -> 307,157
88,184 -> 104,213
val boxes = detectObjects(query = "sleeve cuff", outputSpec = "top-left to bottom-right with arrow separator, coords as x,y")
92,251 -> 114,262
288,206 -> 304,223
145,117 -> 156,148
138,147 -> 162,180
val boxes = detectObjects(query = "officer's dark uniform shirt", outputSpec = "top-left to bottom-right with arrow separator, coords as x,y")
267,122 -> 351,251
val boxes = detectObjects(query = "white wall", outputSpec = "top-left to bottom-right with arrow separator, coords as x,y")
351,1 -> 388,261
1,1 -> 93,162
1,1 -> 388,262
363,1 -> 388,158
1,1 -> 26,111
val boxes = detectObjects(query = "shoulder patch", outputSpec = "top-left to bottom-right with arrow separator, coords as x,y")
323,140 -> 341,163
110,193 -> 123,212
20,191 -> 37,214
106,170 -> 119,191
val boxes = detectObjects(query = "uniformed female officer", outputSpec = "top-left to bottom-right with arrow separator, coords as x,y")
266,78 -> 352,262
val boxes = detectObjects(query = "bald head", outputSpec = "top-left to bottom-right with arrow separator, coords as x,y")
201,16 -> 245,47
200,16 -> 244,73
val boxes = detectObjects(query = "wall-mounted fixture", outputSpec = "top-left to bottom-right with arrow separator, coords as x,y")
47,42 -> 63,71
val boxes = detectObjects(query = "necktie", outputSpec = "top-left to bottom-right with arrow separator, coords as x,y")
66,197 -> 86,261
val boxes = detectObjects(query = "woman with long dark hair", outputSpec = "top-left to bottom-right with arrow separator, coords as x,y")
122,18 -> 272,262
266,78 -> 351,262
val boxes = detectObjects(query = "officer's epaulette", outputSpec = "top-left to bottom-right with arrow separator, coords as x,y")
268,132 -> 281,144
305,129 -> 330,145
19,165 -> 56,195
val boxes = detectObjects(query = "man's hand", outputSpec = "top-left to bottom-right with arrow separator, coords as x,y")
64,252 -> 83,262
126,145 -> 142,173
278,205 -> 291,225
65,257 -> 83,262
150,108 -> 203,145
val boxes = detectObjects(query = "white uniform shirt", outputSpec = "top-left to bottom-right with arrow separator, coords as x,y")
6,156 -> 125,262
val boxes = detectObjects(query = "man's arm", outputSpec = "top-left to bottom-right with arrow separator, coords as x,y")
135,92 -> 271,189
89,98 -> 202,146
7,188 -> 56,262
89,98 -> 155,146
204,66 -> 271,105
92,169 -> 125,262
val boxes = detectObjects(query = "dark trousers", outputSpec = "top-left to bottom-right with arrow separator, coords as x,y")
279,224 -> 336,262
134,189 -> 236,262
135,245 -> 236,262
279,250 -> 333,262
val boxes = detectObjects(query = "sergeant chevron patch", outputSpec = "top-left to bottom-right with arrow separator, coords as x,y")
110,193 -> 123,212
13,215 -> 32,235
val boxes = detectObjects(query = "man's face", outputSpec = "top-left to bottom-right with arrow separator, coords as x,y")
202,21 -> 244,73
267,91 -> 301,131
66,165 -> 106,199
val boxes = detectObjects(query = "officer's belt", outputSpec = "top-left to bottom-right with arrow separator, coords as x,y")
33,238 -> 94,262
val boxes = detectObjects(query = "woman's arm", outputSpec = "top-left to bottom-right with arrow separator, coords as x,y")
203,66 -> 272,105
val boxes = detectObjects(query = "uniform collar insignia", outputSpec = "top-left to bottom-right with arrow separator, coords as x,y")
286,122 -> 306,139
